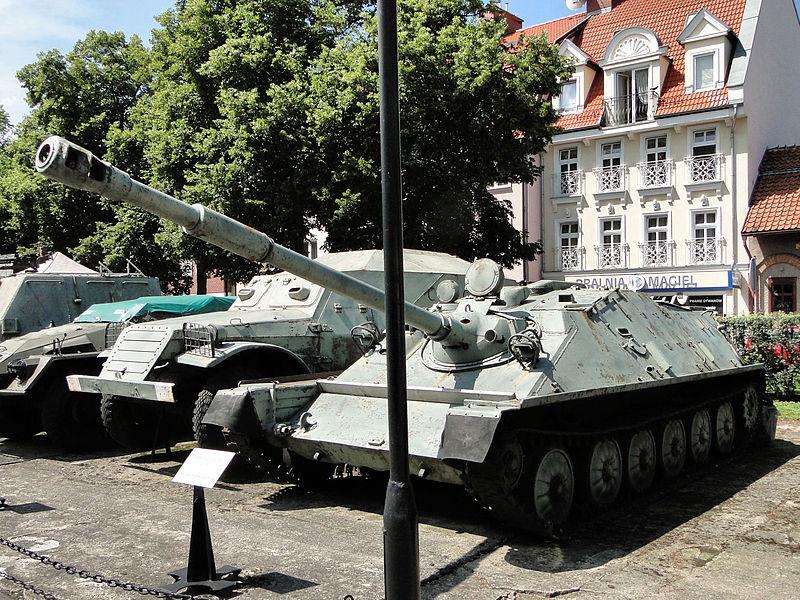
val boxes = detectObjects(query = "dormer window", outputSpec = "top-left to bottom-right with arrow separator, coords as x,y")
598,27 -> 669,127
678,9 -> 733,94
559,80 -> 578,112
693,53 -> 715,91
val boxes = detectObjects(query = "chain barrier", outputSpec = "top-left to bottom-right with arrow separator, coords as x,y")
0,536 -> 210,599
0,536 -> 358,600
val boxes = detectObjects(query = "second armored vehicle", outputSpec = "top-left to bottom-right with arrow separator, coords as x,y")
0,295 -> 233,449
67,249 -> 469,450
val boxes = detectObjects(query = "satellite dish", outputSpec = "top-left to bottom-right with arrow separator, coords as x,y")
566,0 -> 586,10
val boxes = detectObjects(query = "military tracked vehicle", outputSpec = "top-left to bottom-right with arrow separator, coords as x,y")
0,295 -> 233,449
35,135 -> 776,533
35,137 -> 468,451
0,259 -> 160,342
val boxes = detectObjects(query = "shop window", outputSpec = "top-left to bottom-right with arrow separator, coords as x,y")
770,278 -> 796,313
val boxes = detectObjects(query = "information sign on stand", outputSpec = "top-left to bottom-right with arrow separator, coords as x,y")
160,448 -> 240,595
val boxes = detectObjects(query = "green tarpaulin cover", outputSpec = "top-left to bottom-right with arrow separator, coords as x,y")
74,295 -> 234,323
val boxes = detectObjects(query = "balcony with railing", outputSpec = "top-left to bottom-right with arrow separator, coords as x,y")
638,159 -> 673,189
686,238 -> 724,265
600,90 -> 659,127
556,171 -> 582,196
638,240 -> 674,267
557,247 -> 583,271
595,243 -> 629,269
686,154 -> 723,183
593,165 -> 626,194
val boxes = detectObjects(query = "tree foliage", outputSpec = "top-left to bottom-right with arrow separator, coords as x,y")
2,0 -> 570,287
306,0 -> 569,266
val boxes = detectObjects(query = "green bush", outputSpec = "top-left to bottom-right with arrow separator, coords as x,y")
717,313 -> 800,397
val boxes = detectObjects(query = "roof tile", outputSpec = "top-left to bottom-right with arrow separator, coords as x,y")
509,0 -> 748,129
743,147 -> 800,235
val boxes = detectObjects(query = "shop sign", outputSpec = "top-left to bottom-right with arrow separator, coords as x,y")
567,270 -> 732,291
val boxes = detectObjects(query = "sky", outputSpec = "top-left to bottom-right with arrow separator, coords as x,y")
2,0 -> 798,126
0,0 -> 578,127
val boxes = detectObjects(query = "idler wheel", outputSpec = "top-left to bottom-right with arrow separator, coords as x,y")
585,439 -> 622,507
714,401 -> 736,454
660,419 -> 686,478
688,409 -> 712,465
625,429 -> 656,493
741,386 -> 759,434
532,448 -> 574,525
465,435 -> 573,534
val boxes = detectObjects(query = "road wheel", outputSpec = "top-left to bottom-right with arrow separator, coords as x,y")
714,401 -> 735,455
40,377 -> 108,451
584,438 -> 622,507
660,419 -> 686,478
100,395 -> 173,450
688,409 -> 712,465
531,447 -> 574,526
625,429 -> 656,493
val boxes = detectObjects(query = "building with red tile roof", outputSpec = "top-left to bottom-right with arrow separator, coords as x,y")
742,146 -> 800,311
492,0 -> 800,314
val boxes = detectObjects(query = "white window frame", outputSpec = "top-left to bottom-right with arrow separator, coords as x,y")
596,216 -> 627,269
643,133 -> 668,162
554,146 -> 581,197
691,127 -> 718,156
693,52 -> 715,92
641,212 -> 672,267
558,80 -> 579,113
687,207 -> 722,264
684,47 -> 722,94
555,218 -> 582,271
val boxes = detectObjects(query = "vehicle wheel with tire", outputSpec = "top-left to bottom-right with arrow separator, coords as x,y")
100,394 -> 175,450
40,377 -> 108,451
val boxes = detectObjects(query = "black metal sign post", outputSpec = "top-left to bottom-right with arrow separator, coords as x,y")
377,0 -> 421,599
161,486 -> 240,594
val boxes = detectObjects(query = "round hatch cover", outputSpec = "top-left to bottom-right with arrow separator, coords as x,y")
465,259 -> 504,297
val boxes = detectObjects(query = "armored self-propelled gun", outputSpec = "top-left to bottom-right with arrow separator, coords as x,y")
35,135 -> 776,533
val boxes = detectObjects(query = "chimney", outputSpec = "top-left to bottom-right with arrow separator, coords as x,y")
586,0 -> 620,13
483,3 -> 523,35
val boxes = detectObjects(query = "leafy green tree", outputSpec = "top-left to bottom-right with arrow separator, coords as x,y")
0,32 -> 164,278
304,0 -> 571,267
112,0 -> 367,288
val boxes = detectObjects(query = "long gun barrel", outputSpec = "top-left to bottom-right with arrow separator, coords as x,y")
34,135 -> 452,340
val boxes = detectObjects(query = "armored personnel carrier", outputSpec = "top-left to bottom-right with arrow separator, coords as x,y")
0,259 -> 160,342
66,250 -> 468,450
35,135 -> 776,533
0,295 -> 233,449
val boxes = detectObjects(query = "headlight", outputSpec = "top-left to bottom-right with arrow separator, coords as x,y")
8,359 -> 28,378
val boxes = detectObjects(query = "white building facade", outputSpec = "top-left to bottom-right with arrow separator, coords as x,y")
497,0 -> 800,315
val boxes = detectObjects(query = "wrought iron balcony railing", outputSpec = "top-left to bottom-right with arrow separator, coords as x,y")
593,165 -> 626,193
601,90 -> 659,127
595,243 -> 629,269
638,240 -> 674,267
557,247 -> 583,271
638,159 -> 673,188
686,154 -> 723,183
686,238 -> 724,265
556,171 -> 582,196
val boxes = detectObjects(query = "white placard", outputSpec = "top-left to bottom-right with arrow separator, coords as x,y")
172,448 -> 236,488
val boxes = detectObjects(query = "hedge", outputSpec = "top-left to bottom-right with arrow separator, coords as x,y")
717,313 -> 800,397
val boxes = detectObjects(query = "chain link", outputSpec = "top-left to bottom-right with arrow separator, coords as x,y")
0,570 -> 64,600
0,536 -> 210,599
